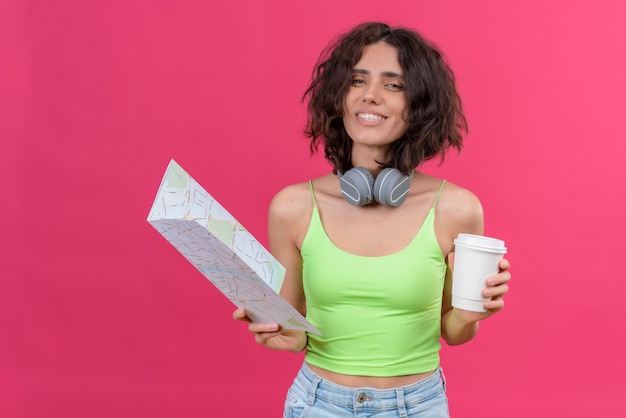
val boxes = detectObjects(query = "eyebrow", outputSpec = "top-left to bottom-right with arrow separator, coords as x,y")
353,68 -> 404,79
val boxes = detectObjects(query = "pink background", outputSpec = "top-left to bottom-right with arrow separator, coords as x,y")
2,0 -> 625,416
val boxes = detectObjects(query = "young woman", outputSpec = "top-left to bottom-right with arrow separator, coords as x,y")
234,22 -> 511,417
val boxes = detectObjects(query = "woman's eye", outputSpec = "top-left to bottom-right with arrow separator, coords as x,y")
352,78 -> 365,85
386,83 -> 403,91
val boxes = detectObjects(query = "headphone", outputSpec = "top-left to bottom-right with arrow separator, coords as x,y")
339,167 -> 413,207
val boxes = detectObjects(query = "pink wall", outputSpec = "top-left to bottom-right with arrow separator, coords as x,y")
2,0 -> 625,416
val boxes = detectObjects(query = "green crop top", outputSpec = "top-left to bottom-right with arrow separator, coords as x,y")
302,180 -> 447,376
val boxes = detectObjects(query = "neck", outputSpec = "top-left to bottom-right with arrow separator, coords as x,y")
350,145 -> 390,175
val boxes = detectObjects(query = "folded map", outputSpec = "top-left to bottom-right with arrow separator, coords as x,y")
147,159 -> 320,335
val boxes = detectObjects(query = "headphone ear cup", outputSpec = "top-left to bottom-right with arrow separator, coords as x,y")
339,167 -> 374,206
373,168 -> 412,207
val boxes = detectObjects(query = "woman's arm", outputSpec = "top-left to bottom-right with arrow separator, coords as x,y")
438,184 -> 512,345
233,184 -> 311,352
269,185 -> 308,316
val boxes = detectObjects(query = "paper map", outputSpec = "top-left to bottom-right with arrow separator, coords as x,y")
147,159 -> 320,335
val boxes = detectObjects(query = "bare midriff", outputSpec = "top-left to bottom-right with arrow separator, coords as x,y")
307,363 -> 436,389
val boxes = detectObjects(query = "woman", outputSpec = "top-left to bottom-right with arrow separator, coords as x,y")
234,22 -> 511,417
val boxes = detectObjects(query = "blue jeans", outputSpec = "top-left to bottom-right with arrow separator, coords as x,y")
283,363 -> 450,417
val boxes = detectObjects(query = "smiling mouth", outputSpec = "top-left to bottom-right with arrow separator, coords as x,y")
357,113 -> 386,122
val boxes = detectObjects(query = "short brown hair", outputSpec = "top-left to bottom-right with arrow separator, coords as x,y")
303,22 -> 467,175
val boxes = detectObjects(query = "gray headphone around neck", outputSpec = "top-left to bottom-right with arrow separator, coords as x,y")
338,167 -> 413,207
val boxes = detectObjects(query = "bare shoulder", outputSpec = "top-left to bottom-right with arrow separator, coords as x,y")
269,181 -> 314,220
268,178 -> 321,248
270,173 -> 338,215
435,180 -> 485,241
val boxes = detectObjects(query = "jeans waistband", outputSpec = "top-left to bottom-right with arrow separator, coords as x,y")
296,362 -> 446,409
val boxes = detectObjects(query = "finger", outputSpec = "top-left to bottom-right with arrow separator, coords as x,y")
486,270 -> 511,286
254,330 -> 281,346
499,257 -> 510,271
483,283 -> 509,298
248,322 -> 280,333
484,297 -> 505,312
233,307 -> 250,322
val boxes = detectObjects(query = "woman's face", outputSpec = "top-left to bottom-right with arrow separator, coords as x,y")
343,41 -> 409,153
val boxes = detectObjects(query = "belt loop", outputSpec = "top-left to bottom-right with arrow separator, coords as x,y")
306,374 -> 321,406
396,387 -> 407,418
439,367 -> 447,391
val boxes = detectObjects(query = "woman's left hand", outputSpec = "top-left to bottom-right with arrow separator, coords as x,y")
483,257 -> 511,311
455,257 -> 512,323
442,255 -> 511,345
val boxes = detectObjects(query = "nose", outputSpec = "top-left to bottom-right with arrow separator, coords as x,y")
362,84 -> 381,104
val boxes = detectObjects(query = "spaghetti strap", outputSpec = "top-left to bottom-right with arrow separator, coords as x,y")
432,180 -> 446,209
309,180 -> 318,208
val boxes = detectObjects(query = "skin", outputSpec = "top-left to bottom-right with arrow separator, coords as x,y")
234,41 -> 511,389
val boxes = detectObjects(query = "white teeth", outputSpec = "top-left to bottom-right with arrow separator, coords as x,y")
358,113 -> 386,122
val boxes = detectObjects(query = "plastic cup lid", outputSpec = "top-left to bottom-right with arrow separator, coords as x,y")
454,233 -> 507,253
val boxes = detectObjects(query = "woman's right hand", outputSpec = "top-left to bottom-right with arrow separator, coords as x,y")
233,307 -> 307,353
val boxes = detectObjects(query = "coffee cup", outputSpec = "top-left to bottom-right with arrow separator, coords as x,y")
451,233 -> 507,312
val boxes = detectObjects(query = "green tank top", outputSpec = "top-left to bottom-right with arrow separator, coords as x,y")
302,180 -> 447,376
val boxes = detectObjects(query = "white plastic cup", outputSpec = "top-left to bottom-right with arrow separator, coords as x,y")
451,233 -> 507,312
